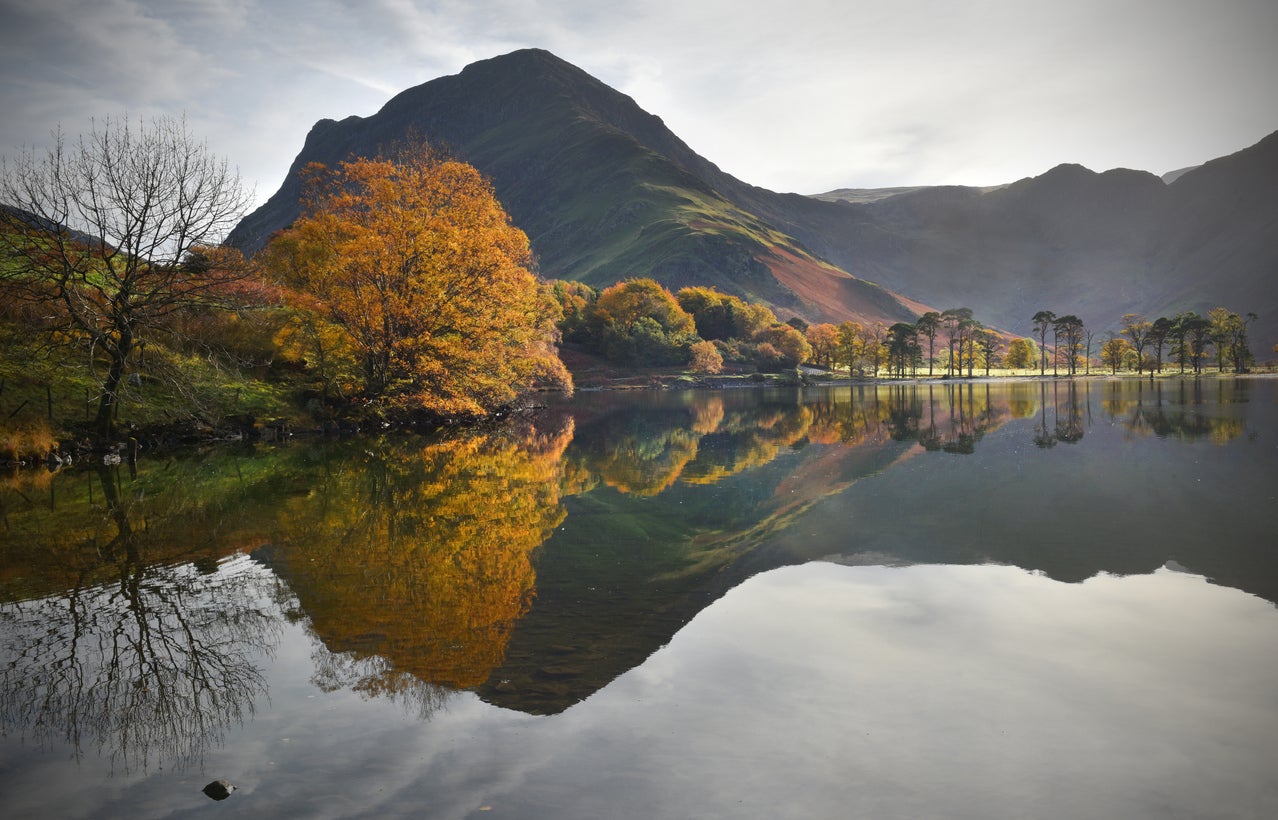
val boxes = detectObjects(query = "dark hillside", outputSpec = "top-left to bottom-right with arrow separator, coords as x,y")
229,49 -> 923,328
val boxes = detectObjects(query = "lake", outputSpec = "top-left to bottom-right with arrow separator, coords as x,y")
2,378 -> 1276,819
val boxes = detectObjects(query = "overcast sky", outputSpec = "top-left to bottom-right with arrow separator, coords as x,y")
2,0 -> 1275,208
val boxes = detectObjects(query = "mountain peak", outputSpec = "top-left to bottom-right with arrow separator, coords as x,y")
450,47 -> 591,88
471,47 -> 570,69
228,49 -> 924,328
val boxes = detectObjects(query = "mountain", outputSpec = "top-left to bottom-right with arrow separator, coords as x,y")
1161,166 -> 1198,184
231,49 -> 1278,350
229,48 -> 925,328
772,138 -> 1277,348
756,166 -> 1173,336
1,204 -> 107,251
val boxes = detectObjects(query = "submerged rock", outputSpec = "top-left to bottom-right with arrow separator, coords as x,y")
202,779 -> 236,801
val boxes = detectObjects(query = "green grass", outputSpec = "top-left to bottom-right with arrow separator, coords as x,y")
0,318 -> 308,457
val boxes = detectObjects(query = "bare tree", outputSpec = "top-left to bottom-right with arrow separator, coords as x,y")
0,115 -> 251,437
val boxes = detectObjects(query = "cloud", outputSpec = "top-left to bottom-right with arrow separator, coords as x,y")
2,0 -> 1275,205
1,0 -> 234,107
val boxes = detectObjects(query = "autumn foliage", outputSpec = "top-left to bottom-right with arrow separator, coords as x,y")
264,143 -> 571,416
273,420 -> 574,690
585,278 -> 698,365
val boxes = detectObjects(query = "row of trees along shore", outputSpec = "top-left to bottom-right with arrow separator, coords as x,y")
0,116 -> 1264,451
553,284 -> 1259,381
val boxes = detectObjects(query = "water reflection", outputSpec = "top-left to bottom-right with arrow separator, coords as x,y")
261,417 -> 573,699
878,382 -> 1008,453
0,461 -> 283,772
0,378 -> 1274,779
1098,378 -> 1251,442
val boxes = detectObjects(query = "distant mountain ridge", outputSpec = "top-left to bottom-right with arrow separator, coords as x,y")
764,136 -> 1278,348
230,49 -> 1278,349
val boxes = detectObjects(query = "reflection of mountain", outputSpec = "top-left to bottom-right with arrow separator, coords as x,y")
480,380 -> 1274,712
479,438 -> 913,713
777,379 -> 1274,599
479,385 -> 1010,714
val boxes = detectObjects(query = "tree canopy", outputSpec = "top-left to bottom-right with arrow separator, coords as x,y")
582,278 -> 698,365
263,143 -> 570,416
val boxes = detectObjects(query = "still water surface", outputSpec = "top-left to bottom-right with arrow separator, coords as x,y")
2,379 -> 1276,818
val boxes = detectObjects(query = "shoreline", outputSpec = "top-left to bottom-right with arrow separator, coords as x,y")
3,370 -> 1273,469
574,368 -> 1278,391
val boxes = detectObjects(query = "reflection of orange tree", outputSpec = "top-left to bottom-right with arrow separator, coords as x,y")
803,384 -> 1015,454
1006,382 -> 1040,419
585,424 -> 702,496
572,385 -> 1026,499
572,399 -> 815,494
682,405 -> 813,485
269,418 -> 572,692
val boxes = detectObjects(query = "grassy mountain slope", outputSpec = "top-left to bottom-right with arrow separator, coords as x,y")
229,49 -> 923,327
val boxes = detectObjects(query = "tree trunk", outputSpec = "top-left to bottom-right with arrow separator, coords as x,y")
93,336 -> 132,439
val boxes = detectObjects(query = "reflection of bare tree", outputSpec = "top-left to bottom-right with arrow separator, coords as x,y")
0,468 -> 280,773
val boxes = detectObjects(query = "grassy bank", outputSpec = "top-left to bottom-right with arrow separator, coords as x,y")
0,319 -> 306,463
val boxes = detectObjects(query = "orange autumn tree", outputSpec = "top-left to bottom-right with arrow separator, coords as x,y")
265,142 -> 571,416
